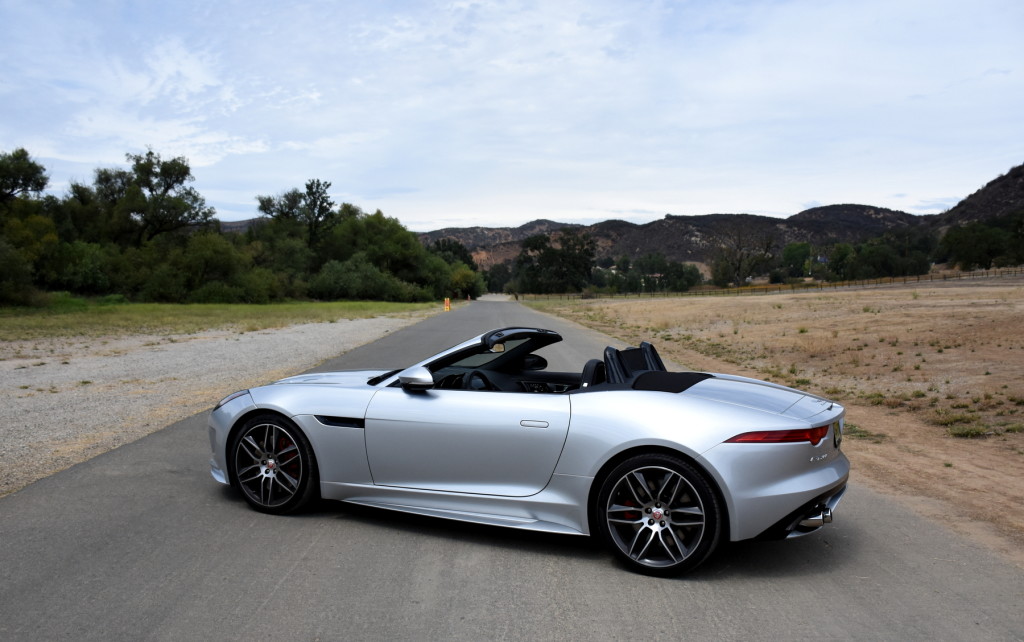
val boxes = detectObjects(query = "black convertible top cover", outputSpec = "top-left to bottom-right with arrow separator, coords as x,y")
631,371 -> 714,393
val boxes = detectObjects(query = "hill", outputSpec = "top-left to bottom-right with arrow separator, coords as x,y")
935,164 -> 1024,230
420,206 -> 930,269
418,162 -> 1024,268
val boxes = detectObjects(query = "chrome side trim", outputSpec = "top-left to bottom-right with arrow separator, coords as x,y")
344,499 -> 583,535
320,472 -> 594,535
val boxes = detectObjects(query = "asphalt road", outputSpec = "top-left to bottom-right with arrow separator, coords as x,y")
1,300 -> 1021,641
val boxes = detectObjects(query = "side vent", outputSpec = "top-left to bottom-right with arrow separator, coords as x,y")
315,416 -> 366,429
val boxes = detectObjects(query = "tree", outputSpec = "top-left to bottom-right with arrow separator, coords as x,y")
663,261 -> 703,291
781,242 -> 811,277
940,222 -> 1010,270
633,252 -> 669,290
257,179 -> 338,248
448,262 -> 485,299
853,243 -> 901,279
512,230 -> 595,293
256,188 -> 304,220
512,234 -> 552,293
485,262 -> 512,293
0,238 -> 34,303
710,217 -> 776,285
116,150 -> 215,244
429,238 -> 477,270
998,210 -> 1024,266
308,253 -> 430,302
0,148 -> 48,206
300,179 -> 336,247
827,243 -> 856,281
553,229 -> 596,291
314,206 -> 455,298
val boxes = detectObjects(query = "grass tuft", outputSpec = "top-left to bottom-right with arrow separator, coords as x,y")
947,424 -> 989,438
844,422 -> 888,443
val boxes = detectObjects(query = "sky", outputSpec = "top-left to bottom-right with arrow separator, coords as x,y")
2,1 -> 1022,232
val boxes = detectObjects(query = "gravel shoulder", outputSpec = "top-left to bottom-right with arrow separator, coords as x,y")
0,311 -> 433,497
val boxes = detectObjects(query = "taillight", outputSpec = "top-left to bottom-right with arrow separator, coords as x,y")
726,425 -> 830,446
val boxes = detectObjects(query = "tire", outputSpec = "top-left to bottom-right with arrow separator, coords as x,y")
230,414 -> 318,515
595,453 -> 721,576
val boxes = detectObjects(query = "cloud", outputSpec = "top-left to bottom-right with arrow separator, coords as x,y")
2,0 -> 1023,227
908,198 -> 961,213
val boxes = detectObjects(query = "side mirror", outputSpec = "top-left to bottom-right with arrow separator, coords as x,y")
398,366 -> 434,392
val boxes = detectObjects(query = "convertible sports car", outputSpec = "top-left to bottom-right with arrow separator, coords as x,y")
208,327 -> 849,575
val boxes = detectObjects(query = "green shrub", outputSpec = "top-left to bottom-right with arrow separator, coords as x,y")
0,238 -> 34,304
187,281 -> 244,304
138,264 -> 187,302
309,253 -> 432,302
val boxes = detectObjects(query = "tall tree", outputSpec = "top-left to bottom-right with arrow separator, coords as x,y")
120,149 -> 214,243
0,148 -> 48,206
256,188 -> 304,220
257,179 -> 338,248
300,178 -> 336,247
781,242 -> 812,277
939,222 -> 1008,270
512,230 -> 595,293
429,238 -> 478,270
710,217 -> 776,286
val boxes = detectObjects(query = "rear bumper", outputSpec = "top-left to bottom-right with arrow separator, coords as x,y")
755,482 -> 847,540
699,436 -> 850,541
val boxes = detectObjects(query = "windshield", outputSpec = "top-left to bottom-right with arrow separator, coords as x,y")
448,338 -> 530,369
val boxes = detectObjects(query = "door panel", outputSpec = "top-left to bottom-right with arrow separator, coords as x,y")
364,388 -> 570,497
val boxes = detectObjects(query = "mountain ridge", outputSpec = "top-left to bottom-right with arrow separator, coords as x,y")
419,205 -> 934,268
418,162 -> 1024,268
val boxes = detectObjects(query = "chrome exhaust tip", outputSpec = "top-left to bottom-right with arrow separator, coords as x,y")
798,506 -> 833,528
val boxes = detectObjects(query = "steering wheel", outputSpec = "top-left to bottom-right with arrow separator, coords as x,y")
466,370 -> 496,391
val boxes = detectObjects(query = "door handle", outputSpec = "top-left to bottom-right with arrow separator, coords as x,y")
520,420 -> 549,429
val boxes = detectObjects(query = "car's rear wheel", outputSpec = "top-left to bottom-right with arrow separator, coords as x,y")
596,454 -> 721,576
231,414 -> 318,515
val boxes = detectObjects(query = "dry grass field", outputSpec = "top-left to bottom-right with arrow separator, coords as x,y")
531,277 -> 1024,564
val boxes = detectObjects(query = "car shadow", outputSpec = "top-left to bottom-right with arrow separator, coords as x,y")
323,498 -> 608,564
215,488 -> 862,579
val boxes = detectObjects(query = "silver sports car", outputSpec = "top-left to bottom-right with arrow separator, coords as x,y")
208,326 -> 849,575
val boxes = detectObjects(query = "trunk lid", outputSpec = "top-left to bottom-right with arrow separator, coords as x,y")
682,374 -> 840,422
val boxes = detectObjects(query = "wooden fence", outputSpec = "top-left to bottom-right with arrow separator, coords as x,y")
520,266 -> 1024,301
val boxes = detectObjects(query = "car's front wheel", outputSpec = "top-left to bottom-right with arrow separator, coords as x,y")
230,414 -> 318,515
596,454 -> 721,576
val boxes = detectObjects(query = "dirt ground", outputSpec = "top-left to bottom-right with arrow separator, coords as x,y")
537,276 -> 1024,567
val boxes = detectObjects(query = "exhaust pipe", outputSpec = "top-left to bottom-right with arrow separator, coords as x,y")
798,506 -> 833,528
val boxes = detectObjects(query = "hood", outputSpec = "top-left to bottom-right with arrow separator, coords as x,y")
272,370 -> 391,387
682,374 -> 840,422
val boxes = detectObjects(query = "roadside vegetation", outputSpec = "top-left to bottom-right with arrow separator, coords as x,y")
4,147 -> 1022,307
0,148 -> 485,306
0,293 -> 435,341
